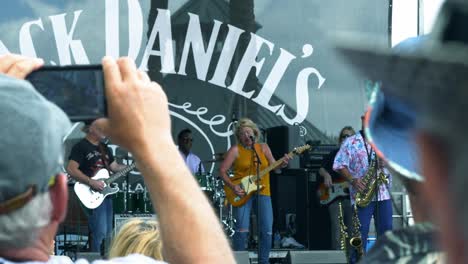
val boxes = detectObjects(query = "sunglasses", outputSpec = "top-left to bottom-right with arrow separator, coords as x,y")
340,134 -> 352,139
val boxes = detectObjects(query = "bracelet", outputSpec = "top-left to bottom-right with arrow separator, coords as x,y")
86,177 -> 91,185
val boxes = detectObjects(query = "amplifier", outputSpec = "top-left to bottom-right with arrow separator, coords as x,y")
114,213 -> 157,236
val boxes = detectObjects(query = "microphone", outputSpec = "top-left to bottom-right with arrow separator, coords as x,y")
249,135 -> 256,142
100,137 -> 110,145
232,113 -> 238,123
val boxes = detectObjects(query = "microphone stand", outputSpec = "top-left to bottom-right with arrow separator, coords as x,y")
250,137 -> 262,262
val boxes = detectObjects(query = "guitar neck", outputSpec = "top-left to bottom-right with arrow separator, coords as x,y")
253,152 -> 294,182
105,163 -> 137,184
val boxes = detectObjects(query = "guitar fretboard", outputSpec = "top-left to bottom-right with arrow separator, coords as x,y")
251,144 -> 310,182
105,163 -> 137,184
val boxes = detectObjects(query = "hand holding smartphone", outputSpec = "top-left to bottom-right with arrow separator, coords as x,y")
26,65 -> 106,122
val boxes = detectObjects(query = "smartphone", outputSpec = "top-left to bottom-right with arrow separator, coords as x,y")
26,65 -> 106,122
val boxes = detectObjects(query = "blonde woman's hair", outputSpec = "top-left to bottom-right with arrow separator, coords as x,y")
235,118 -> 261,143
108,219 -> 163,260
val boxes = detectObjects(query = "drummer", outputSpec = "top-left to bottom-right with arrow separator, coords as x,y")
177,128 -> 205,174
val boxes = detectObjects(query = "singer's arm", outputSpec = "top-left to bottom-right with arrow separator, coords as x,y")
261,143 -> 287,173
219,145 -> 245,196
219,146 -> 238,190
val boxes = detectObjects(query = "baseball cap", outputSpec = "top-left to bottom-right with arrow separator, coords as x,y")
335,1 -> 468,181
0,74 -> 72,214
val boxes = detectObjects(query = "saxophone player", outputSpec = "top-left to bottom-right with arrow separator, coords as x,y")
333,115 -> 393,263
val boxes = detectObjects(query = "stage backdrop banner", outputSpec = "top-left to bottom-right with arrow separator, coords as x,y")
0,0 -> 390,177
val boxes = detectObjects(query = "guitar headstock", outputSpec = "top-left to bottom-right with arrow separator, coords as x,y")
292,144 -> 311,155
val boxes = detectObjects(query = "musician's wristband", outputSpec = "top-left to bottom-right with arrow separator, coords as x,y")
86,177 -> 91,185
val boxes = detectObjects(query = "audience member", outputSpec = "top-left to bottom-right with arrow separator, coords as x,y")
109,219 -> 163,260
337,1 -> 467,262
318,126 -> 355,251
0,54 -> 235,263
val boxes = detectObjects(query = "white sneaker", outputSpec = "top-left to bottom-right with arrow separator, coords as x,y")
281,236 -> 305,249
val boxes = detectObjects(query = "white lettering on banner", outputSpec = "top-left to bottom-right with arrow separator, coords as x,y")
2,7 -> 326,125
252,47 -> 295,113
227,33 -> 274,99
276,44 -> 325,124
139,8 -> 175,73
105,0 -> 119,58
208,24 -> 244,87
19,19 -> 44,58
134,183 -> 145,192
49,10 -> 90,65
105,0 -> 143,60
178,13 -> 222,81
127,0 -> 143,60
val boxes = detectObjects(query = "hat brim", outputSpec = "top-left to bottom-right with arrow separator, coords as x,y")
335,41 -> 468,110
365,88 -> 423,181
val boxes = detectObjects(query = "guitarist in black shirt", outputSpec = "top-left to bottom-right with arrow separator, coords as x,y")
318,126 -> 355,250
67,120 -> 127,252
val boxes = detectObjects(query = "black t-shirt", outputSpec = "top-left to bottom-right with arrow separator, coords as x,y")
69,139 -> 115,177
320,148 -> 345,182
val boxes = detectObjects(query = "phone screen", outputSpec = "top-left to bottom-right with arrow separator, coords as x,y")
26,65 -> 106,122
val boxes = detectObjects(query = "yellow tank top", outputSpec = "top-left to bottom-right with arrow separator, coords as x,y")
233,143 -> 271,196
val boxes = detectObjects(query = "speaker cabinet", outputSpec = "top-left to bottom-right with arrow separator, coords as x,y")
267,126 -> 301,169
308,173 -> 332,250
270,169 -> 309,248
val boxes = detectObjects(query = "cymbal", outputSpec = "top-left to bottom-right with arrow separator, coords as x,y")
201,158 -> 223,163
201,153 -> 225,163
214,152 -> 225,157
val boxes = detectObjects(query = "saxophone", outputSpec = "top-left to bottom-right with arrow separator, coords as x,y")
338,201 -> 349,262
355,155 -> 389,208
349,204 -> 363,261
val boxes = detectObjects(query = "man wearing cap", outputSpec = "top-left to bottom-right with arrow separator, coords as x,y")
332,115 -> 393,261
335,1 -> 468,262
67,120 -> 127,252
0,54 -> 235,263
354,36 -> 445,264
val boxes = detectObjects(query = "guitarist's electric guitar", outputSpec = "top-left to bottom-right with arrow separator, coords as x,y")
74,163 -> 136,209
224,144 -> 310,207
317,179 -> 350,205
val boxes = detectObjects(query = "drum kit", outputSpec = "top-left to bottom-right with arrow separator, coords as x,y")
112,180 -> 153,214
194,153 -> 236,237
112,153 -> 237,237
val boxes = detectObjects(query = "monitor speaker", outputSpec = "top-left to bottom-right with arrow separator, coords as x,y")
233,251 -> 250,264
266,126 -> 301,169
289,250 -> 346,264
75,252 -> 101,262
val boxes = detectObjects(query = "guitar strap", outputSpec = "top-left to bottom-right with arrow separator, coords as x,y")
98,143 -> 111,172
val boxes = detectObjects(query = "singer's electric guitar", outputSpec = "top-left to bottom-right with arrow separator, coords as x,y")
224,144 -> 310,207
74,163 -> 136,209
317,179 -> 350,205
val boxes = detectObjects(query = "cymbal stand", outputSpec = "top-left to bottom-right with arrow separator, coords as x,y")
213,178 -> 235,237
122,180 -> 128,213
143,187 -> 151,213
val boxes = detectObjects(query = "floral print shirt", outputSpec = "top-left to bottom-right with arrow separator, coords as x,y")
333,132 -> 392,204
